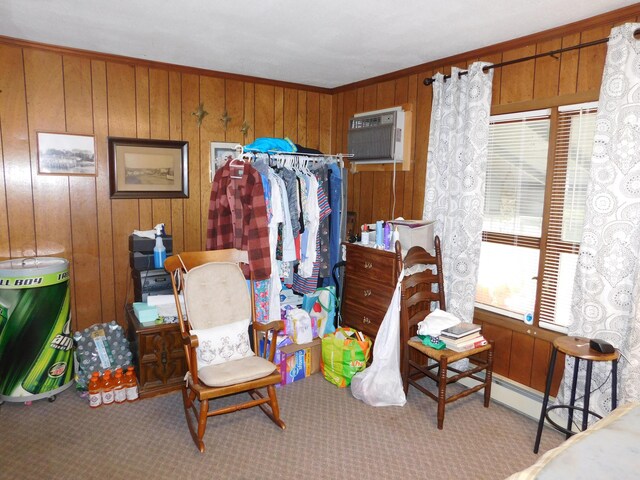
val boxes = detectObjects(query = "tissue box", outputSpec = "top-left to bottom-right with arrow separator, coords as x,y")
389,220 -> 435,253
132,302 -> 159,325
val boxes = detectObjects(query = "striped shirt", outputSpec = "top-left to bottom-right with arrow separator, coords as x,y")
293,182 -> 332,294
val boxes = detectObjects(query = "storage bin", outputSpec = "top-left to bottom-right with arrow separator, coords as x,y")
389,220 -> 435,254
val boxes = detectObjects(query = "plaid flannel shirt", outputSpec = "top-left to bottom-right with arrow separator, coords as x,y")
206,162 -> 272,280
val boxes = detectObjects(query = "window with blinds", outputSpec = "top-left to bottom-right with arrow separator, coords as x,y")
476,110 -> 551,318
475,102 -> 598,331
538,103 -> 598,330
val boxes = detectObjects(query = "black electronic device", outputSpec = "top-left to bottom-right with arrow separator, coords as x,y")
589,338 -> 615,354
132,268 -> 173,302
129,250 -> 172,270
129,234 -> 173,254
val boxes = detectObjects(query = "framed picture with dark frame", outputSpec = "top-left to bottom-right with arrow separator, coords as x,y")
108,137 -> 189,199
210,142 -> 238,182
37,131 -> 96,176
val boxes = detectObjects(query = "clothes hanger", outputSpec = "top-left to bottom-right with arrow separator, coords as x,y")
229,147 -> 248,179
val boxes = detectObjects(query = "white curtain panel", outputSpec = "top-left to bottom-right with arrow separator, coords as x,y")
560,23 -> 640,416
422,62 -> 493,323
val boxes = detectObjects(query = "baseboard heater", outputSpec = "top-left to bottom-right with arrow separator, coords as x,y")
459,373 -> 550,422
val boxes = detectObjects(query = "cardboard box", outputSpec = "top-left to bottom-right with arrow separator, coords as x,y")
281,349 -> 308,384
277,337 -> 322,386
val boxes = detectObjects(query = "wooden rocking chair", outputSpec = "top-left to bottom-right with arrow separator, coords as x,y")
164,249 -> 285,452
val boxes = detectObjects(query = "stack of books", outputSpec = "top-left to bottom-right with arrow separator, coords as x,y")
439,322 -> 487,352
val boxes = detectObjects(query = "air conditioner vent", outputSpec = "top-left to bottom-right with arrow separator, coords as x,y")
347,106 -> 405,164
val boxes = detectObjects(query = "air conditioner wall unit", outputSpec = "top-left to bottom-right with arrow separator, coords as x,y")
347,105 -> 408,165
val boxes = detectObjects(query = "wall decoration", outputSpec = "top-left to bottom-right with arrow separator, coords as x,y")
108,137 -> 189,199
210,142 -> 238,181
37,132 -> 96,175
240,121 -> 251,137
192,102 -> 209,126
220,111 -> 232,131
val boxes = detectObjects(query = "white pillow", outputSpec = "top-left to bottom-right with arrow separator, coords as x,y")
191,318 -> 253,368
417,309 -> 461,337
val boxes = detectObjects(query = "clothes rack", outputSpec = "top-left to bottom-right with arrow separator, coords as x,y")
208,143 -> 349,323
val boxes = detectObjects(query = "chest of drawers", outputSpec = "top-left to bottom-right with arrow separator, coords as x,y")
341,243 -> 400,340
126,305 -> 187,399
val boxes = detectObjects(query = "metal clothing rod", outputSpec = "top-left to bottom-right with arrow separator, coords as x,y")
265,150 -> 354,158
234,144 -> 353,160
422,36 -> 614,86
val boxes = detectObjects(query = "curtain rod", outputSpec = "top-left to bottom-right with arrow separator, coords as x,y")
422,35 -> 617,86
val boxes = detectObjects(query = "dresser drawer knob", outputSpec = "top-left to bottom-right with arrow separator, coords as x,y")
363,261 -> 373,269
363,316 -> 371,324
363,289 -> 372,297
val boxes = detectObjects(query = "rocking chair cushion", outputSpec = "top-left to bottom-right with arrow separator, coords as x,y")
191,318 -> 253,368
197,355 -> 278,387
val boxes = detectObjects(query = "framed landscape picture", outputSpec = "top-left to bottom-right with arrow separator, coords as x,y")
37,132 -> 96,175
210,142 -> 238,181
108,137 -> 189,199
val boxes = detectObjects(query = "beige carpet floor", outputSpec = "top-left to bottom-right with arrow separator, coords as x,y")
0,373 -> 563,480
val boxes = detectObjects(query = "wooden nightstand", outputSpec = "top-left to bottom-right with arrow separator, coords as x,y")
126,305 -> 187,399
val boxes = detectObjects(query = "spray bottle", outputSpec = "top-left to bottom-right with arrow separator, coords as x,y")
153,224 -> 166,269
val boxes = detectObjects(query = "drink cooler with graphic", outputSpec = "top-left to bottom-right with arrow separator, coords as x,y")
0,257 -> 74,402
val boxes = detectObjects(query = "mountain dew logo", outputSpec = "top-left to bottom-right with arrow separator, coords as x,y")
48,362 -> 68,378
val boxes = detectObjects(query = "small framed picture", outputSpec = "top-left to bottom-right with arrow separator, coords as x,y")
37,132 -> 96,175
210,142 -> 238,182
108,137 -> 189,199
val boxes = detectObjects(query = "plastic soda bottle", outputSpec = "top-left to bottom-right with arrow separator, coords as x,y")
113,371 -> 127,404
101,369 -> 115,405
125,366 -> 139,402
88,372 -> 102,408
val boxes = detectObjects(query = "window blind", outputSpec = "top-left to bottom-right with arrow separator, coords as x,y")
475,110 -> 550,316
483,110 -> 551,247
538,103 -> 598,329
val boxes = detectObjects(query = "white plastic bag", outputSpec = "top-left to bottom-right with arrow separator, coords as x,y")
416,308 -> 461,337
351,272 -> 407,407
287,308 -> 313,344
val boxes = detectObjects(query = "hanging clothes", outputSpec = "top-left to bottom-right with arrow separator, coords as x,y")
325,162 -> 343,288
314,164 -> 331,279
298,174 -> 319,277
278,168 -> 301,237
292,181 -> 331,294
206,160 -> 271,281
266,173 -> 284,321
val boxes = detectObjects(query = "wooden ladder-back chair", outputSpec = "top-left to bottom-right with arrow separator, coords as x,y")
395,236 -> 494,429
164,249 -> 285,452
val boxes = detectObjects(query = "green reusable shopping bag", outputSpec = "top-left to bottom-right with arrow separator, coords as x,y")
321,327 -> 371,388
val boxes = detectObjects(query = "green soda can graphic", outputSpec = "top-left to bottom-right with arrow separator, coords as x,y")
0,257 -> 74,402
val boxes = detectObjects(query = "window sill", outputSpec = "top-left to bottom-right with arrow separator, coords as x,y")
473,307 -> 565,343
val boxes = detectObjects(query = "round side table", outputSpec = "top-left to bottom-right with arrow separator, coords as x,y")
533,335 -> 620,454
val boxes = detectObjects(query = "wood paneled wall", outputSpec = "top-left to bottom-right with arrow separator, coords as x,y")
0,45 -> 333,331
1,5 -> 637,392
331,7 -> 639,393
